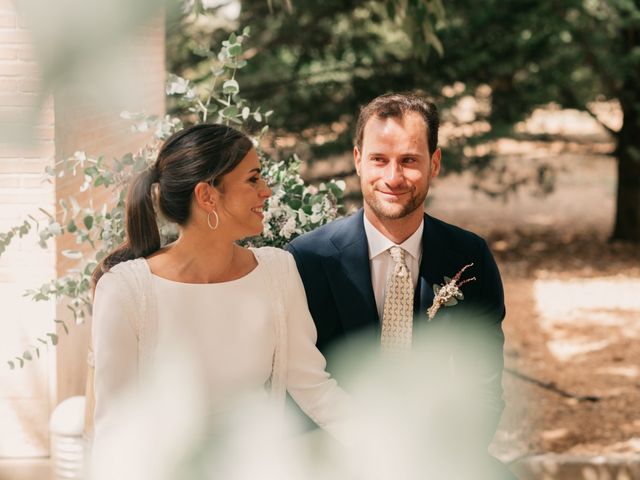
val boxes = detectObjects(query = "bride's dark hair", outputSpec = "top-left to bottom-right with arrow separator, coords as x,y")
92,123 -> 253,287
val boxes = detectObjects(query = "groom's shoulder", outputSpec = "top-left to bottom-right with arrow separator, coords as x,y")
287,212 -> 357,256
426,214 -> 490,253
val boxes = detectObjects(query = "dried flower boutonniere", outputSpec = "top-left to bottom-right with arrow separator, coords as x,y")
427,263 -> 476,320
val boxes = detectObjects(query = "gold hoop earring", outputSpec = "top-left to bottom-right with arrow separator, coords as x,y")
207,210 -> 219,230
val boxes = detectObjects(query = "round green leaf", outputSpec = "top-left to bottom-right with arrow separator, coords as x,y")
228,44 -> 243,56
222,79 -> 240,95
221,106 -> 239,117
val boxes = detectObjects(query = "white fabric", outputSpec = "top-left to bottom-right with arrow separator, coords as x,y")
91,247 -> 350,449
363,214 -> 423,319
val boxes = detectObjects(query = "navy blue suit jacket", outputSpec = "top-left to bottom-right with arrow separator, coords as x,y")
287,209 -> 510,469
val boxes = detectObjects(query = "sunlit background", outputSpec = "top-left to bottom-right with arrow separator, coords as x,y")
1,0 -> 639,478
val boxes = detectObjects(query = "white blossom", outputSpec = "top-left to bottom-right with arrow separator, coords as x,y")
279,216 -> 298,239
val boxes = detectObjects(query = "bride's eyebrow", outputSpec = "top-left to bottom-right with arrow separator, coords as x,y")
247,168 -> 261,175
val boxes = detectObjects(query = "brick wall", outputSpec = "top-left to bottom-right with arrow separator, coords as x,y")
53,14 -> 166,403
0,0 -> 56,459
0,0 -> 165,460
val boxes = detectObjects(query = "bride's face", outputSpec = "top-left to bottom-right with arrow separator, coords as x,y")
216,148 -> 271,239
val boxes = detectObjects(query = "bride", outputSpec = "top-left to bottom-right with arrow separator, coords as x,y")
90,123 -> 349,453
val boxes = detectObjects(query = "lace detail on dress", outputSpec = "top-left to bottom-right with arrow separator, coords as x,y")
251,247 -> 289,407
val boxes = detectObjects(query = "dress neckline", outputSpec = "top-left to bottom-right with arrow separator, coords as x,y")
147,247 -> 262,286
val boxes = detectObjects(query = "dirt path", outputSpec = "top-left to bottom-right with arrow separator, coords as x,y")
426,151 -> 640,461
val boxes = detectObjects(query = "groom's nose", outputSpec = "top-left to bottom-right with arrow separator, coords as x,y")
383,160 -> 405,187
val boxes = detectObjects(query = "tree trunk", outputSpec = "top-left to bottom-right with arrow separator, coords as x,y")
611,95 -> 640,242
611,22 -> 640,243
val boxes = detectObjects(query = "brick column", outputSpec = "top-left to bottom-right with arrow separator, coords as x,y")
0,0 -> 56,459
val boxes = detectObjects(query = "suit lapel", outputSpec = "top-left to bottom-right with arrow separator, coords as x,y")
416,214 -> 455,321
323,210 -> 379,333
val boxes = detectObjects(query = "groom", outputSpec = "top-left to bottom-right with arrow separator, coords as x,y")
287,93 -> 513,478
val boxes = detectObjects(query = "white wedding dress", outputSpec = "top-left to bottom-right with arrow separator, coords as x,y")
91,247 -> 349,454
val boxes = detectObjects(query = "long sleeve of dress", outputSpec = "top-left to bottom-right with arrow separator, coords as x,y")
91,272 -> 139,450
282,253 -> 353,442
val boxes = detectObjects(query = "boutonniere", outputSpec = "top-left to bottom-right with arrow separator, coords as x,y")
427,263 -> 476,320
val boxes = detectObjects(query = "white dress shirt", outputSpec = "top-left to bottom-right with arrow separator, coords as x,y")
363,214 -> 424,320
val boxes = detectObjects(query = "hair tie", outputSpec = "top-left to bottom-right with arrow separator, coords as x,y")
148,166 -> 160,183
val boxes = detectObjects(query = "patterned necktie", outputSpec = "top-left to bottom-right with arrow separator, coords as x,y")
381,246 -> 414,352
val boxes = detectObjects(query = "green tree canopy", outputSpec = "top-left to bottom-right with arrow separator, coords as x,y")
168,0 -> 640,241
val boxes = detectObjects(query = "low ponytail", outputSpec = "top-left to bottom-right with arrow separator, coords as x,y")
92,123 -> 252,290
92,168 -> 161,288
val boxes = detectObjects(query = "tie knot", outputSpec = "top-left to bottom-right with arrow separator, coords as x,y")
389,246 -> 406,265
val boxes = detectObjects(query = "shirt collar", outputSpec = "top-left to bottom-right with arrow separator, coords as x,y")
363,213 -> 424,261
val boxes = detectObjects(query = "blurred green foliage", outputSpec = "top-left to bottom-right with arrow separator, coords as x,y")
167,0 -> 640,241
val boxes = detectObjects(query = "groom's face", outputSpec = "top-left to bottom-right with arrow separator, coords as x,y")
354,112 -> 441,223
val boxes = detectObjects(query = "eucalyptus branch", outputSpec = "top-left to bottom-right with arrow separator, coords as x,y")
7,24 -> 344,369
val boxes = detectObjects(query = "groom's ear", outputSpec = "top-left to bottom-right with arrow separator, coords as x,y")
354,146 -> 362,176
430,148 -> 442,178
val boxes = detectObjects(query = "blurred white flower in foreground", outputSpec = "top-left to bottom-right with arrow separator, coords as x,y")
89,327 -> 509,480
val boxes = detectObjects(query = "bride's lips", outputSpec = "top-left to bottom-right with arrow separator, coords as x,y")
251,206 -> 264,219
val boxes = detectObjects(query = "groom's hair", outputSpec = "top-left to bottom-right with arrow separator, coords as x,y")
355,93 -> 439,156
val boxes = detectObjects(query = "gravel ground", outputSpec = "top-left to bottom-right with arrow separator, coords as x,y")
426,150 -> 640,462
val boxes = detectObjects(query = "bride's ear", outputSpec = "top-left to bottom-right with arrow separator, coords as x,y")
193,181 -> 220,211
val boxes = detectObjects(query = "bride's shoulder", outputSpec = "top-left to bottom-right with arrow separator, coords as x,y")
251,246 -> 295,271
108,258 -> 149,278
96,258 -> 149,292
251,246 -> 292,262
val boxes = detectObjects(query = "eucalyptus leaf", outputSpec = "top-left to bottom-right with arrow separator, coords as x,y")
228,44 -> 242,56
62,250 -> 83,260
221,106 -> 239,117
222,79 -> 240,95
38,208 -> 54,220
54,319 -> 69,334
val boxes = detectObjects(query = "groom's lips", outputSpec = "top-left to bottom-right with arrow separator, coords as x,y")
378,190 -> 411,199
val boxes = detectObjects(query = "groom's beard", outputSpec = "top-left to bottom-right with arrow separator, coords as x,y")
364,185 -> 428,220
